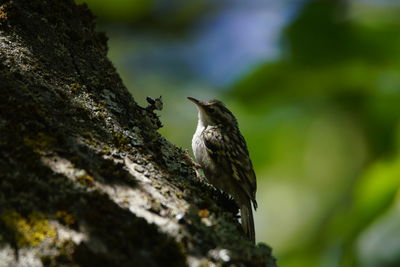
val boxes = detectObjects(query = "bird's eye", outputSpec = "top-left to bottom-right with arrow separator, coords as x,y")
208,107 -> 215,114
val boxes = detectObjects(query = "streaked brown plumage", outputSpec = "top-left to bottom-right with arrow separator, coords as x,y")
188,97 -> 257,243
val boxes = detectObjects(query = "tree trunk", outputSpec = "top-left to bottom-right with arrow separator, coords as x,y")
0,1 -> 277,266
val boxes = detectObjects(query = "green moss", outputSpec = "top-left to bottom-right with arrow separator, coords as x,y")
82,131 -> 93,139
55,210 -> 76,226
0,2 -> 12,20
23,132 -> 56,153
100,146 -> 112,155
1,210 -> 56,247
0,10 -> 7,20
113,132 -> 131,150
76,174 -> 95,187
70,83 -> 82,93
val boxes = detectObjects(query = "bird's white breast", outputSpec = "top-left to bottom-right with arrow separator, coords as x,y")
192,122 -> 205,162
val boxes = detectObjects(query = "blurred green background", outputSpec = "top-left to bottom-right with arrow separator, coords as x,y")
76,0 -> 400,266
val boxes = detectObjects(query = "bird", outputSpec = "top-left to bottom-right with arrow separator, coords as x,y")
187,97 -> 257,243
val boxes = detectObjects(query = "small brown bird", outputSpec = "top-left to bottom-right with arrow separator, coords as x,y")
188,97 -> 257,243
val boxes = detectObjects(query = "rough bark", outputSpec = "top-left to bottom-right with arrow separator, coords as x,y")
0,1 -> 277,266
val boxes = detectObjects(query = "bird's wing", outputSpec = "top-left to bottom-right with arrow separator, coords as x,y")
202,126 -> 257,207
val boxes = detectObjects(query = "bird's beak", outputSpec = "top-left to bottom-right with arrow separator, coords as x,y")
187,97 -> 203,107
188,97 -> 208,122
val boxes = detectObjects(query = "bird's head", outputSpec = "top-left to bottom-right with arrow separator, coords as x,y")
187,97 -> 238,128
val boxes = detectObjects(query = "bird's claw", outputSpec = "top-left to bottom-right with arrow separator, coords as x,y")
183,149 -> 202,170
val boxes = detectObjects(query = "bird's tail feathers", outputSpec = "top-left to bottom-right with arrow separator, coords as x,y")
240,200 -> 255,244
